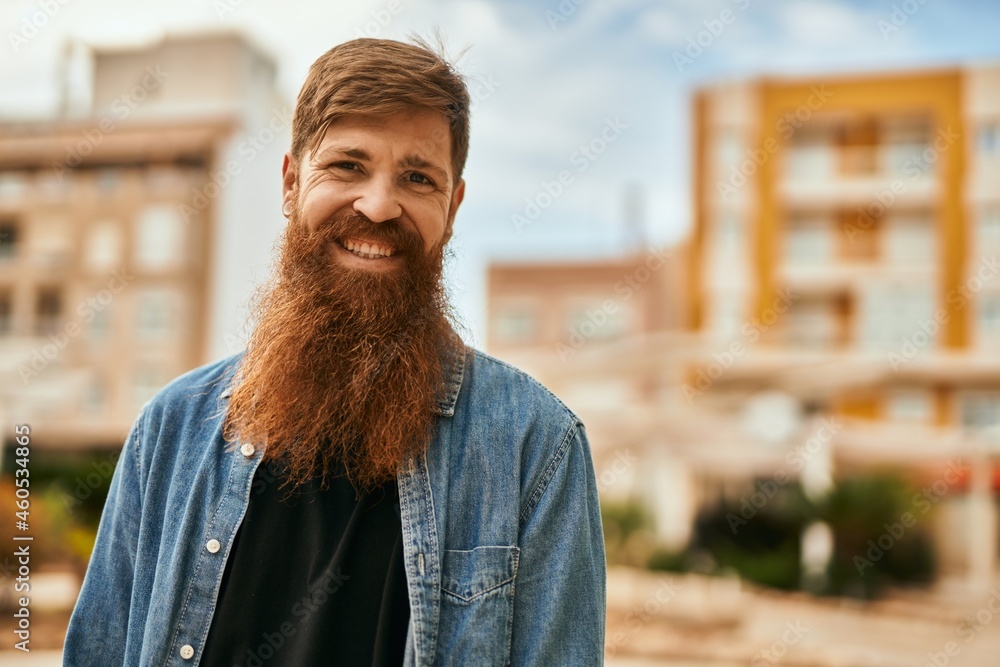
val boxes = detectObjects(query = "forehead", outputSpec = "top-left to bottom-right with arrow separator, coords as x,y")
312,109 -> 453,168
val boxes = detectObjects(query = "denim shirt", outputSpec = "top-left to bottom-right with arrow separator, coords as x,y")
63,346 -> 606,666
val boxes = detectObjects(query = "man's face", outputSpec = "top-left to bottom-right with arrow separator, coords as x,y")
224,107 -> 466,492
281,108 -> 465,271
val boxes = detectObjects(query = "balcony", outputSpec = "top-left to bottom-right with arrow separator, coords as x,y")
779,144 -> 940,208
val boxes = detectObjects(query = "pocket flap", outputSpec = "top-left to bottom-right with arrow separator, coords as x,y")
441,545 -> 520,602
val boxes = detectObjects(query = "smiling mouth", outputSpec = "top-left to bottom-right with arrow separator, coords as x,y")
337,238 -> 397,259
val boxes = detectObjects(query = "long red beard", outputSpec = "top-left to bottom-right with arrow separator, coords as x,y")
223,198 -> 461,494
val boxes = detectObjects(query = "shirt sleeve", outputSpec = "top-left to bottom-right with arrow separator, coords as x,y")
510,421 -> 607,665
63,409 -> 146,667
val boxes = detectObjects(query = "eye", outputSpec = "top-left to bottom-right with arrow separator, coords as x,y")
406,172 -> 434,186
331,161 -> 360,172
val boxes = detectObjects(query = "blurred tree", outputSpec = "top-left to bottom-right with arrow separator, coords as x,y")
602,499 -> 656,567
687,481 -> 811,591
818,473 -> 936,599
647,473 -> 936,599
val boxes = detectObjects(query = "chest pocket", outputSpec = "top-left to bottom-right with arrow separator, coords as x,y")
438,545 -> 520,665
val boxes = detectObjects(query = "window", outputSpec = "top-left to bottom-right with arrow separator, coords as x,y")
36,169 -> 71,202
146,166 -> 186,193
29,214 -> 72,266
132,365 -> 165,410
0,221 -> 18,260
86,220 -> 122,271
785,144 -> 836,180
562,379 -> 636,409
979,121 -> 1000,158
0,290 -> 11,336
134,205 -> 185,269
960,393 -> 1000,431
785,126 -> 836,181
882,142 -> 932,177
83,376 -> 106,415
0,172 -> 28,200
882,117 -> 932,176
714,214 -> 742,258
88,306 -> 111,341
35,287 -> 62,336
492,305 -> 538,345
785,214 -> 833,264
711,293 -> 742,338
785,302 -> 837,348
978,293 -> 1000,345
713,131 -> 743,176
887,389 -> 933,422
97,168 -> 121,194
136,288 -> 178,340
884,213 -> 935,265
979,206 -> 1000,249
710,214 -> 744,273
858,282 -> 936,351
565,302 -> 629,341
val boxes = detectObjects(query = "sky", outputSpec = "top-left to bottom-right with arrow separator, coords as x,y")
3,0 -> 1000,346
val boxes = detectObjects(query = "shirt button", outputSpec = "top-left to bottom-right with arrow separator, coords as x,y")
240,443 -> 255,457
206,539 -> 221,553
179,644 -> 194,659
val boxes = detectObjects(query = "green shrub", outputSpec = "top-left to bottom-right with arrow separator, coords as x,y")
640,473 -> 937,599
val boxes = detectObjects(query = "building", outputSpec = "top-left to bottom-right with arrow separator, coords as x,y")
486,65 -> 1000,586
488,250 -> 684,353
692,66 -> 1000,405
487,247 -> 691,419
486,245 -> 704,550
0,31 -> 289,450
690,65 -> 1000,583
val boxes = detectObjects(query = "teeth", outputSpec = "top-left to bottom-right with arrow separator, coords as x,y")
340,239 -> 395,259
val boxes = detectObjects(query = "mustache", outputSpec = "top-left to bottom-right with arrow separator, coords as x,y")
313,211 -> 424,256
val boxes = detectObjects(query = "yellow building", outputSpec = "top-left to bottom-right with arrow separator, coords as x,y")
690,65 -> 1000,583
691,67 -> 1000,425
485,65 -> 1000,584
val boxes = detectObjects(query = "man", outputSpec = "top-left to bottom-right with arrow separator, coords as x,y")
64,37 -> 606,666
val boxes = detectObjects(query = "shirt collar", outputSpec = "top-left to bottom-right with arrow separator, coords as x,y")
219,339 -> 468,417
434,337 -> 468,417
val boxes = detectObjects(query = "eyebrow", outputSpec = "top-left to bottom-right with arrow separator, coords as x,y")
314,146 -> 450,184
399,155 -> 450,185
314,146 -> 370,163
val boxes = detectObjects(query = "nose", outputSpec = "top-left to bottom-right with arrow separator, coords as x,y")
352,175 -> 402,223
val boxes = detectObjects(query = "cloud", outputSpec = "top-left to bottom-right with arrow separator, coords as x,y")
779,0 -> 877,47
639,6 -> 689,46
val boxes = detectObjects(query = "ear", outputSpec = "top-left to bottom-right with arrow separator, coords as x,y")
442,178 -> 465,245
281,151 -> 297,214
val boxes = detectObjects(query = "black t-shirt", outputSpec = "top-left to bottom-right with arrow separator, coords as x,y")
200,454 -> 410,666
